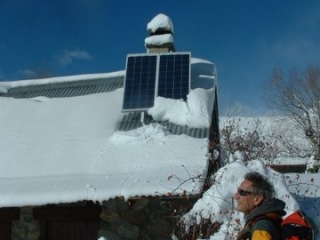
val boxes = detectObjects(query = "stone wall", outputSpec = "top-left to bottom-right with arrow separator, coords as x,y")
11,208 -> 40,240
99,196 -> 198,240
9,196 -> 198,240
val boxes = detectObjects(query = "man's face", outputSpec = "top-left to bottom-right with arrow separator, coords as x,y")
234,179 -> 263,214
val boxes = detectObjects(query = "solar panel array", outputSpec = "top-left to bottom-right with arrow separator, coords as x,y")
122,53 -> 190,112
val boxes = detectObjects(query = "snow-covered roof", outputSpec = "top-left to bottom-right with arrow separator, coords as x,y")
147,13 -> 174,34
0,71 -> 125,93
0,58 -> 216,208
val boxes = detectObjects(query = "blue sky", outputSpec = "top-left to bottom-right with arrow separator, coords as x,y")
1,0 -> 320,114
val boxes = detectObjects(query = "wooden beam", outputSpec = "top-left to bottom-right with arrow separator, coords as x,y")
33,203 -> 101,221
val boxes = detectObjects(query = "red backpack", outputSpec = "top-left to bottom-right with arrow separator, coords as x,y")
251,210 -> 317,240
281,210 -> 316,240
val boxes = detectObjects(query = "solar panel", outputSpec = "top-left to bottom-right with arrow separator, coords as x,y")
158,53 -> 190,100
122,54 -> 158,111
122,52 -> 191,112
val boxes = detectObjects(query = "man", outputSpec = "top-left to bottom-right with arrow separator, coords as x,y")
234,172 -> 286,240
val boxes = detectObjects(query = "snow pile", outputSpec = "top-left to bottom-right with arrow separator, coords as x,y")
191,58 -> 216,89
148,88 -> 214,128
109,123 -> 169,144
145,13 -> 174,47
147,13 -> 174,34
183,160 -> 299,239
145,34 -> 174,47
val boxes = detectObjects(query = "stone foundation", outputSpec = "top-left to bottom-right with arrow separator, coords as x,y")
98,197 -> 197,240
9,196 -> 198,240
11,208 -> 40,240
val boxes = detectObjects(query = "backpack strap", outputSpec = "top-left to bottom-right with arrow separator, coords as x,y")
250,213 -> 282,239
250,213 -> 282,227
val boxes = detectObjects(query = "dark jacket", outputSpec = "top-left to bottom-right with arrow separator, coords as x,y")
237,198 -> 286,240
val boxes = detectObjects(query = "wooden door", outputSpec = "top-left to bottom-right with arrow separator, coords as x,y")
47,221 -> 99,240
0,222 -> 11,240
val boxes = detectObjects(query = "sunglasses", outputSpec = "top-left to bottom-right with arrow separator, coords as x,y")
237,188 -> 253,196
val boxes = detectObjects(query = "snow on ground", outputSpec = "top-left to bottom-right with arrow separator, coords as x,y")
182,160 -> 319,239
1,62 -> 319,239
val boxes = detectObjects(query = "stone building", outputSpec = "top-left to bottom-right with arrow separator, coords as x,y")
0,13 -> 219,240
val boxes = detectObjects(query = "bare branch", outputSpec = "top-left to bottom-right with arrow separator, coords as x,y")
264,65 -> 320,159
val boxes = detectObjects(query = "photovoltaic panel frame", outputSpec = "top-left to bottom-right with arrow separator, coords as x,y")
122,54 -> 158,111
157,53 -> 191,101
122,52 -> 191,112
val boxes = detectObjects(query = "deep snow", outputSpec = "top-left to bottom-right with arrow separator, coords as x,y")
2,12 -> 318,240
1,69 -> 319,239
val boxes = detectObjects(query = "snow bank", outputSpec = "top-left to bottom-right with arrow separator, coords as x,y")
183,160 -> 299,240
148,88 -> 214,128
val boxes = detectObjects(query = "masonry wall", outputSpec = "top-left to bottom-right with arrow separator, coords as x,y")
11,208 -> 40,240
9,196 -> 198,240
99,197 -> 197,240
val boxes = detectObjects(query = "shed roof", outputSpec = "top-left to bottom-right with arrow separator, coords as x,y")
0,58 -> 216,208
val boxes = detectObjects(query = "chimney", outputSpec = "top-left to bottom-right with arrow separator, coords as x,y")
145,13 -> 175,53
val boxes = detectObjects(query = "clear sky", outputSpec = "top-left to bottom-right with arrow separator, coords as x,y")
1,0 -> 320,114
